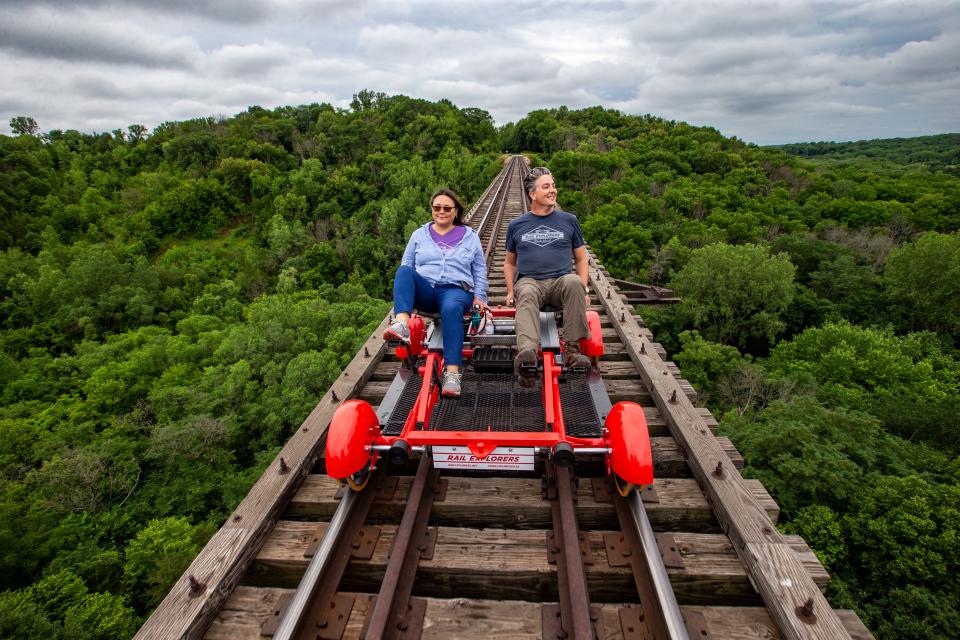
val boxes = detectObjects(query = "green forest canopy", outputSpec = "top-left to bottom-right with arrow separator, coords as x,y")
1,94 -> 958,639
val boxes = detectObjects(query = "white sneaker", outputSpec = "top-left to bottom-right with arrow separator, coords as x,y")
441,371 -> 463,398
383,320 -> 410,344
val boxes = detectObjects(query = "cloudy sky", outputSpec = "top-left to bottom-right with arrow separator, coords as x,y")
1,0 -> 957,145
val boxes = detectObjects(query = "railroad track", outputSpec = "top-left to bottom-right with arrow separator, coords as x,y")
137,157 -> 873,640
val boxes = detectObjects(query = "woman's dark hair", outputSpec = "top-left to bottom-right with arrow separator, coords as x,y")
431,188 -> 466,225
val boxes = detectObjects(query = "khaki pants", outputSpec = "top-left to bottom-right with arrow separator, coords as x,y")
514,274 -> 589,353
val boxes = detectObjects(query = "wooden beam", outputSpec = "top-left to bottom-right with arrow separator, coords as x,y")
206,587 -> 874,640
286,474 -> 780,531
251,522 -> 828,605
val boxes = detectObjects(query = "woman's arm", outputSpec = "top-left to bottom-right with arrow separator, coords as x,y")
400,230 -> 418,269
470,232 -> 488,304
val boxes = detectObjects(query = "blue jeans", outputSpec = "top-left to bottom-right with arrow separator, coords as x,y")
393,265 -> 473,367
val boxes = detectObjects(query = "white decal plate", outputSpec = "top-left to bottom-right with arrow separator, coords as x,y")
433,446 -> 535,471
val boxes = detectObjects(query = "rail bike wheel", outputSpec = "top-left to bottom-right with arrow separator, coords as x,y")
345,463 -> 374,492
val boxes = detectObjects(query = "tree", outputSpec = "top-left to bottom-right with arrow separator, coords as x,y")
721,398 -> 906,516
668,243 -> 797,351
767,322 -> 960,449
672,330 -> 746,406
10,116 -> 39,136
127,125 -> 147,142
123,516 -> 201,611
843,476 -> 960,640
884,231 -> 960,341
582,203 -> 653,280
63,592 -> 140,640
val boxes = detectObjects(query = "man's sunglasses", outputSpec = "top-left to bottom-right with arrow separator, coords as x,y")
431,205 -> 455,213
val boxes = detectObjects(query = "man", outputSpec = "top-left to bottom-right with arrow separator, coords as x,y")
504,167 -> 592,386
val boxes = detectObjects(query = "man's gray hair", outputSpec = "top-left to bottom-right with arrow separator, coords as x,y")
523,166 -> 552,196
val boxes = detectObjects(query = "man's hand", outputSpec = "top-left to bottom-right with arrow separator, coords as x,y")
505,292 -> 516,307
473,297 -> 488,311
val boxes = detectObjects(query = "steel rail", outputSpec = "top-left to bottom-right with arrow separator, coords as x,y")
547,463 -> 596,640
463,161 -> 505,225
272,471 -> 381,640
628,489 -> 690,640
362,456 -> 441,638
474,156 -> 516,244
482,157 -> 521,266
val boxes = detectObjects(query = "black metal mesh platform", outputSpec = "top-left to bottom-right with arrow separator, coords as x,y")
430,372 -> 547,432
382,370 -> 424,436
560,371 -> 604,438
379,368 -> 602,437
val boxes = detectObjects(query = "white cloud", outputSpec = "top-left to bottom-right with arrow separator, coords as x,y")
0,0 -> 956,144
0,5 -> 201,68
209,42 -> 306,78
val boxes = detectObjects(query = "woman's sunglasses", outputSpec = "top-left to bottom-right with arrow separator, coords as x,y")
431,205 -> 455,213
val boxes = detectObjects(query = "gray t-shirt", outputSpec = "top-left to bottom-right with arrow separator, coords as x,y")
505,209 -> 584,280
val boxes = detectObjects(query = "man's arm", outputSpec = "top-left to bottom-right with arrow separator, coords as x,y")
573,245 -> 590,307
504,250 -> 518,305
573,246 -> 588,286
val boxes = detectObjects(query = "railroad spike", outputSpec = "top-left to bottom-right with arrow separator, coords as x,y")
331,389 -> 339,402
188,575 -> 205,597
796,597 -> 817,623
364,346 -> 370,357
714,461 -> 724,477
278,457 -> 289,474
670,389 -> 678,403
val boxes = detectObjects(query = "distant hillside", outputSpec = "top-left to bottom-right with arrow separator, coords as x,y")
774,133 -> 960,174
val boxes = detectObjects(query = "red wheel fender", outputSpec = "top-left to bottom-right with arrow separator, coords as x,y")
408,315 -> 427,357
579,310 -> 604,357
325,400 -> 380,479
605,401 -> 653,485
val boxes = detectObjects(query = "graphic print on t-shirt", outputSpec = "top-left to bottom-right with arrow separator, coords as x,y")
520,225 -> 565,247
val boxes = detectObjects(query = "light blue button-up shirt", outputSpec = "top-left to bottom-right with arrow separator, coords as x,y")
401,223 -> 488,303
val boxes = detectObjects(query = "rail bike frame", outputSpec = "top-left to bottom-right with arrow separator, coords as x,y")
325,308 -> 654,490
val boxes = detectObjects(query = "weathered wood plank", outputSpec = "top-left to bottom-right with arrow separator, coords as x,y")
603,340 -> 668,359
206,588 -> 873,640
249,523 -> 826,605
745,543 -> 852,639
588,252 -> 853,639
135,315 -> 393,640
286,475 -> 779,529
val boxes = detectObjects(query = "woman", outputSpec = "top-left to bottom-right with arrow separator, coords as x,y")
383,189 -> 488,398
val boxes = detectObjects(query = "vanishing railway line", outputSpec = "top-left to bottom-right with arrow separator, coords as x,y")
136,157 -> 873,640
